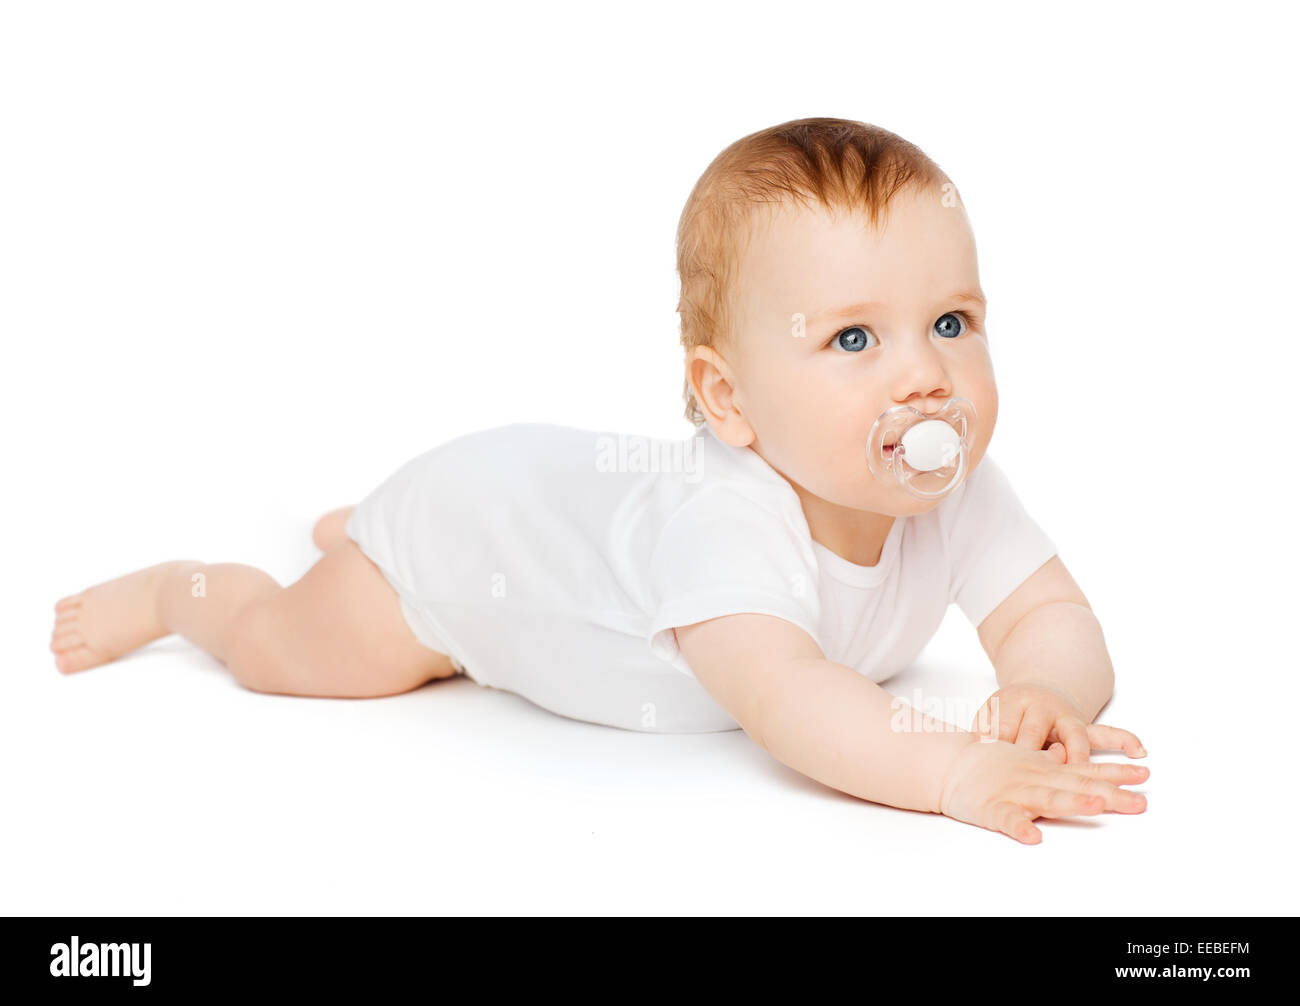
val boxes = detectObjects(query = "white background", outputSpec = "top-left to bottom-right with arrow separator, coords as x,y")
2,0 -> 1296,915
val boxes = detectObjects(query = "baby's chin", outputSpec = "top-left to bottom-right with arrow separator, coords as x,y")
780,449 -> 973,516
862,488 -> 947,517
806,477 -> 948,517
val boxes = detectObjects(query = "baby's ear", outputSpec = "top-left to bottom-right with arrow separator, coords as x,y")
707,416 -> 755,449
687,347 -> 752,446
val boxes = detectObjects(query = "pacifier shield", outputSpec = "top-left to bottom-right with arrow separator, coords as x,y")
866,397 -> 977,500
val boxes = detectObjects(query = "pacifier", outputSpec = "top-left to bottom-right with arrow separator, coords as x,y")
866,396 -> 977,500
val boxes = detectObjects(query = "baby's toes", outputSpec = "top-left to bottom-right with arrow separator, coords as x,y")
50,625 -> 83,653
54,642 -> 102,674
49,601 -> 102,673
50,603 -> 81,645
54,592 -> 84,615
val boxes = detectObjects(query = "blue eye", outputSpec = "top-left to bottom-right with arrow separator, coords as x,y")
934,312 -> 967,339
831,326 -> 875,353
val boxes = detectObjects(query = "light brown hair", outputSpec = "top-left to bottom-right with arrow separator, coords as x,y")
676,117 -> 953,426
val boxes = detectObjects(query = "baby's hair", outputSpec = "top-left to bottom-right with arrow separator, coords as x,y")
676,117 -> 953,427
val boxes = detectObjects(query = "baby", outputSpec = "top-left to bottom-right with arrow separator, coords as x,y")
50,117 -> 1148,844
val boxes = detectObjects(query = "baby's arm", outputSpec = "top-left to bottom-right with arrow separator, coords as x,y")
673,612 -> 1148,840
972,555 -> 1145,761
976,555 -> 1112,717
676,612 -> 975,813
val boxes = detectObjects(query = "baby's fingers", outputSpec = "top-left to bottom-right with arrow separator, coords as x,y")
993,801 -> 1043,845
1048,767 -> 1149,814
1019,785 -> 1107,820
1052,718 -> 1092,763
986,789 -> 1101,844
1085,723 -> 1148,758
1013,705 -> 1054,752
1065,760 -> 1150,783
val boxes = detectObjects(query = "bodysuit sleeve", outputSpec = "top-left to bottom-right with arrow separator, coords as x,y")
644,484 -> 823,680
944,453 -> 1059,627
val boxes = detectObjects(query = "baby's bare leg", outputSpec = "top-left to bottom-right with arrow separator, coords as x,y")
157,562 -> 280,663
51,541 -> 456,697
51,559 -> 217,673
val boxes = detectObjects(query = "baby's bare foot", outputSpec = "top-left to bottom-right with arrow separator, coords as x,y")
312,505 -> 356,552
51,560 -> 202,674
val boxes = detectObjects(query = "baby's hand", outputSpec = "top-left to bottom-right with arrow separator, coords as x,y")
971,682 -> 1147,764
939,739 -> 1149,844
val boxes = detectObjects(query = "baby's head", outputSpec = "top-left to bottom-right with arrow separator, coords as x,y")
677,117 -> 996,517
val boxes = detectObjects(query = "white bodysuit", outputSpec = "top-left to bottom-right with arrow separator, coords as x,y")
344,421 -> 1058,733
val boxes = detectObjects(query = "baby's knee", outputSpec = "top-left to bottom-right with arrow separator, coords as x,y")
225,600 -> 282,692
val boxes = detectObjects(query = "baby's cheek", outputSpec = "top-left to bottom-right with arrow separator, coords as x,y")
976,390 -> 998,449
